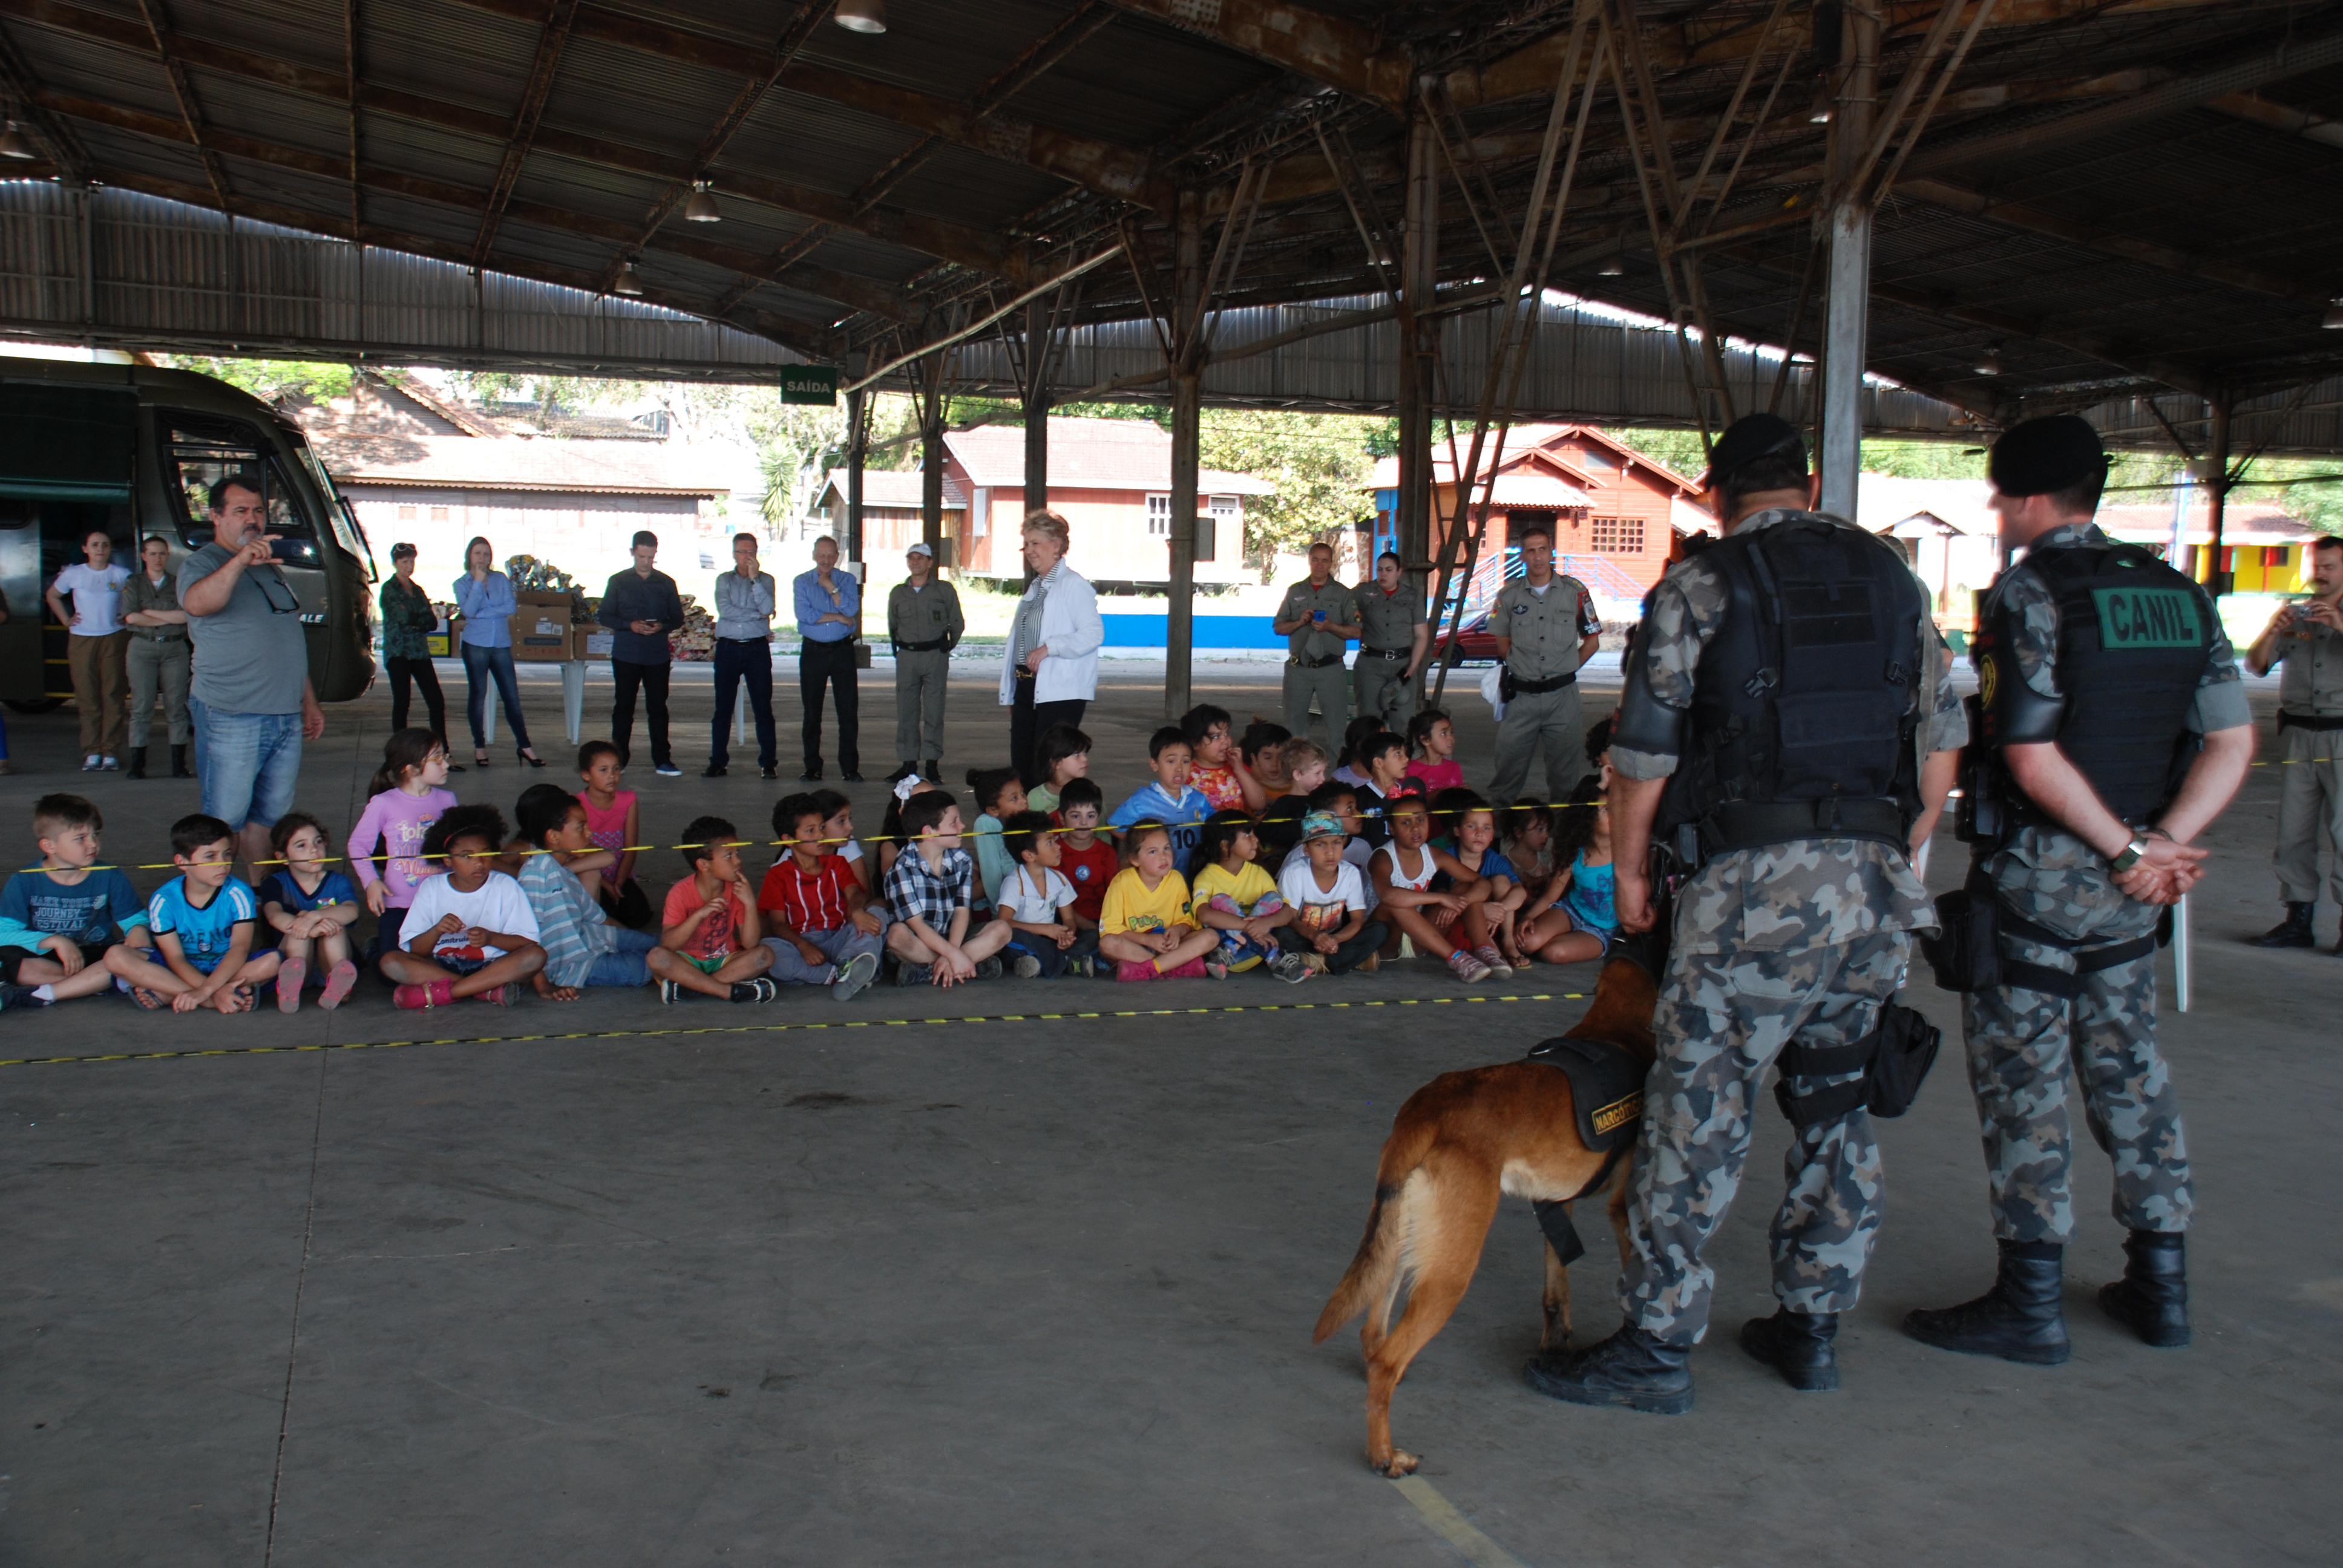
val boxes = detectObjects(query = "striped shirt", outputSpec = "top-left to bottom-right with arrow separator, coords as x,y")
519,852 -> 617,988
758,854 -> 861,933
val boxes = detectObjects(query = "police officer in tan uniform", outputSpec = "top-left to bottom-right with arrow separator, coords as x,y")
1274,540 -> 1360,747
1354,549 -> 1429,730
886,540 -> 962,783
2244,532 -> 2343,950
1489,519 -> 1601,803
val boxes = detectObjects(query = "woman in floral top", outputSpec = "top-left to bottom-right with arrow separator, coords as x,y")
379,543 -> 455,759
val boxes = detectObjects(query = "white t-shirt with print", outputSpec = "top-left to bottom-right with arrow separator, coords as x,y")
1278,858 -> 1368,938
402,871 -> 540,960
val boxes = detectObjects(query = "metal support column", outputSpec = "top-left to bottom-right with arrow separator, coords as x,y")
2206,400 -> 2232,596
1023,294 -> 1050,528
920,415 -> 945,564
1166,187 -> 1203,720
1397,109 -> 1438,689
1818,1 -> 1878,520
845,384 -> 866,569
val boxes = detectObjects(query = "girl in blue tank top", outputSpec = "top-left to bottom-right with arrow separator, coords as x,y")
1518,773 -> 1616,966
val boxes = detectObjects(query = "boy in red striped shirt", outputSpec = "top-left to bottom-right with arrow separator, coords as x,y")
758,792 -> 886,1001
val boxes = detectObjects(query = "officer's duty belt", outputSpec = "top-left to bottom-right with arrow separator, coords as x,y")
893,636 -> 949,652
2278,711 -> 2343,732
1700,797 -> 1905,854
1360,646 -> 1409,660
1509,670 -> 1576,695
1996,908 -> 2158,998
1289,653 -> 1345,668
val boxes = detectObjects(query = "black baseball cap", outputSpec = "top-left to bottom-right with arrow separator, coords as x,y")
1700,413 -> 1807,490
1989,414 -> 2109,497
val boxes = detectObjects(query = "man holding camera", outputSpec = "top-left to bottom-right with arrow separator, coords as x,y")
2243,532 -> 2343,952
1904,416 -> 2253,1367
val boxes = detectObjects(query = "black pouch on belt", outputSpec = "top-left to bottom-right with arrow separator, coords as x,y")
1498,667 -> 1518,703
1919,866 -> 2001,993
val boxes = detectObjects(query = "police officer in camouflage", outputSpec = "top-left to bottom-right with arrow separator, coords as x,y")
1354,550 -> 1429,731
1274,541 -> 1360,747
1523,416 -> 1964,1414
1488,521 -> 1602,805
1904,416 -> 2254,1365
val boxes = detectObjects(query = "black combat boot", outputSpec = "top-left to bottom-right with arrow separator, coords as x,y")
1902,1240 -> 2070,1365
170,743 -> 194,778
1739,1308 -> 1839,1391
2099,1229 -> 2189,1348
921,759 -> 942,782
125,747 -> 147,780
1522,1322 -> 1693,1414
885,762 -> 917,784
2249,903 -> 2316,948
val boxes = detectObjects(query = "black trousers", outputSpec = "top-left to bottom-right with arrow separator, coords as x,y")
710,638 -> 776,769
799,638 -> 859,774
385,655 -> 447,741
1009,674 -> 1086,787
609,658 -> 673,769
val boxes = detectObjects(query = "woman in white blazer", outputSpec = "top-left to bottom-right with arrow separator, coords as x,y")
1000,509 -> 1103,785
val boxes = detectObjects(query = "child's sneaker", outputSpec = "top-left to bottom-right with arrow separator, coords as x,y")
0,981 -> 48,1010
972,956 -> 1004,981
1271,952 -> 1312,984
1358,952 -> 1380,973
896,961 -> 934,987
1113,959 -> 1156,982
729,978 -> 777,1003
275,957 -> 307,1013
318,960 -> 359,1010
1447,949 -> 1493,984
1012,952 -> 1043,979
393,980 -> 452,1009
658,976 -> 682,1004
1475,944 -> 1513,979
1203,951 -> 1229,980
1158,955 -> 1209,980
831,950 -> 879,1001
476,981 -> 519,1006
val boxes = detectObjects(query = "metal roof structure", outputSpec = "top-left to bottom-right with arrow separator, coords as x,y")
0,0 -> 2338,443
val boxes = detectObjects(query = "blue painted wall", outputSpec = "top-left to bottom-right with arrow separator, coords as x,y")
1099,613 -> 1284,650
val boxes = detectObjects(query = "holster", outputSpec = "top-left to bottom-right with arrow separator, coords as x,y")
1771,1001 -> 1943,1129
1920,860 -> 2002,993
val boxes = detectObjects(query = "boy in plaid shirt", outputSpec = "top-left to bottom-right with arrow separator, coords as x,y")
758,792 -> 884,1001
882,788 -> 1014,988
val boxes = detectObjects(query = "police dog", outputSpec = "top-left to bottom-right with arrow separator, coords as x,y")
1312,932 -> 1663,1477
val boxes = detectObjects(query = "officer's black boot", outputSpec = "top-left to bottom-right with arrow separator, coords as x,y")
125,747 -> 147,780
1522,1322 -> 1693,1415
921,759 -> 941,782
1738,1308 -> 1838,1391
1902,1240 -> 2070,1365
2249,902 -> 2316,948
2099,1229 -> 2189,1348
885,762 -> 917,784
170,743 -> 194,778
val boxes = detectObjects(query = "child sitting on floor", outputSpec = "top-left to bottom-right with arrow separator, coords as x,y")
966,765 -> 1027,915
1027,724 -> 1092,817
1191,809 -> 1306,982
809,789 -> 871,894
658,816 -> 778,1004
1282,739 -> 1331,799
1501,799 -> 1557,887
1369,794 -> 1493,983
758,792 -> 885,1001
113,812 -> 281,1013
1331,715 -> 1386,789
1516,774 -> 1616,967
993,809 -> 1099,978
883,789 -> 1015,988
348,728 -> 458,961
0,792 -> 150,1009
1240,719 -> 1293,799
1352,731 -> 1415,847
1098,822 -> 1221,981
575,740 -> 647,927
1275,812 -> 1388,976
257,812 -> 361,1011
1440,792 -> 1527,977
514,783 -> 672,1000
1279,782 -> 1378,884
1052,779 -> 1119,931
1108,727 -> 1212,874
378,805 -> 546,1008
1404,708 -> 1464,794
1182,703 -> 1265,812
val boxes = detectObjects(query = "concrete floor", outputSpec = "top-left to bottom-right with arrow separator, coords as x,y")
2,658 -> 2337,1566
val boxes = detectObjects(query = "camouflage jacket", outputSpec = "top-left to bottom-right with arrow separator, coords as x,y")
1614,508 -> 1967,955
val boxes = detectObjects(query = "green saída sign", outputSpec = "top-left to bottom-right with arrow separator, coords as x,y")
781,365 -> 839,405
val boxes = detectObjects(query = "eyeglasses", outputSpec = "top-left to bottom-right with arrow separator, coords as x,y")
253,566 -> 300,615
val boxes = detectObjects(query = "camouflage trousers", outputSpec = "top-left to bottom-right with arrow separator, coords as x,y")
1960,840 -> 2192,1244
1617,928 -> 1907,1345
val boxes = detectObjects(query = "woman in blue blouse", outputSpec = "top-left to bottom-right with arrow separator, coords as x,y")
454,537 -> 545,768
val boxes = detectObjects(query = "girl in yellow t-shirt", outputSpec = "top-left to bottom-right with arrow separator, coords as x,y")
1098,822 -> 1222,982
1190,809 -> 1309,982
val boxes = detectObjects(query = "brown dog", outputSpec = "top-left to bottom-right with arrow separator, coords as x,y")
1313,938 -> 1662,1476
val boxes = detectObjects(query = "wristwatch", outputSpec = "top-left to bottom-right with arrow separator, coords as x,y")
2108,836 -> 2151,874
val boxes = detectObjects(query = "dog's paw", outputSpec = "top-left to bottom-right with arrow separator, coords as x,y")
1374,1447 -> 1420,1478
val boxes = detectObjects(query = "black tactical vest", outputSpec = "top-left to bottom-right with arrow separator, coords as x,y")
1654,516 -> 1927,857
1978,541 -> 2210,824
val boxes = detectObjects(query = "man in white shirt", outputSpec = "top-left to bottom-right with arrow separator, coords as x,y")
706,532 -> 779,779
47,527 -> 131,771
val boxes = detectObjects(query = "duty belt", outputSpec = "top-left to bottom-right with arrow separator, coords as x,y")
1508,670 -> 1576,695
2278,711 -> 2343,732
1360,646 -> 1409,660
894,636 -> 950,652
1697,797 -> 1907,857
1996,907 -> 2160,998
131,627 -> 186,642
1290,652 -> 1345,668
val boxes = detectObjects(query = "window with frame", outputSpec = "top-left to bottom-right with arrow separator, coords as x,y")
1147,494 -> 1171,536
1588,515 -> 1644,554
1506,509 -> 1559,547
156,411 -> 318,564
398,504 -> 417,521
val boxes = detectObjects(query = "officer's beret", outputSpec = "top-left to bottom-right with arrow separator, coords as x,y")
1700,413 -> 1807,490
1989,414 -> 2111,497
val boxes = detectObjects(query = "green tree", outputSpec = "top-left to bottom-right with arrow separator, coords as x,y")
152,354 -> 357,405
1198,409 -> 1377,575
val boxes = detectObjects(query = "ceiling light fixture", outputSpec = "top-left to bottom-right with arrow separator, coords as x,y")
612,260 -> 646,296
2324,297 -> 2343,329
1974,344 -> 2002,376
1597,249 -> 1625,276
684,181 -> 721,222
0,122 -> 36,160
834,0 -> 886,34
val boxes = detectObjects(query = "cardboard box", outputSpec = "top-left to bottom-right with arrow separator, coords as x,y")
582,630 -> 614,659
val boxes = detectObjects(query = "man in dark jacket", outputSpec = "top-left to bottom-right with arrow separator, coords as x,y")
597,531 -> 686,777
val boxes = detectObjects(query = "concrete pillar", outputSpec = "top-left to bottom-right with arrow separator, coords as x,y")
1165,187 -> 1203,720
1818,1 -> 1878,520
1398,110 -> 1438,687
920,413 -> 945,564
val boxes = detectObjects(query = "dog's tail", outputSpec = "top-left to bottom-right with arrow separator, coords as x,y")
1312,1113 -> 1441,1344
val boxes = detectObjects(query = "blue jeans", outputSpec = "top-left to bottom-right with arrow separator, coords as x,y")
190,698 -> 303,831
1006,929 -> 1098,978
581,927 -> 659,987
462,641 -> 532,751
710,638 -> 776,770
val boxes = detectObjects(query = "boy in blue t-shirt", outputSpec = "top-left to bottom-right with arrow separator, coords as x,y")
0,792 -> 150,1008
1107,727 -> 1213,874
109,812 -> 280,1013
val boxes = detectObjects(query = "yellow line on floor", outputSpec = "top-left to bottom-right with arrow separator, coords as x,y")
0,993 -> 1583,1070
1392,1475 -> 1534,1568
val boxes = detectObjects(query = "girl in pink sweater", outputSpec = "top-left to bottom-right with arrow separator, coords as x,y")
348,728 -> 458,959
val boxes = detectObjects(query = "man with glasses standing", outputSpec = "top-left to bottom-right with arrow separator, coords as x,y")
180,473 -> 325,873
